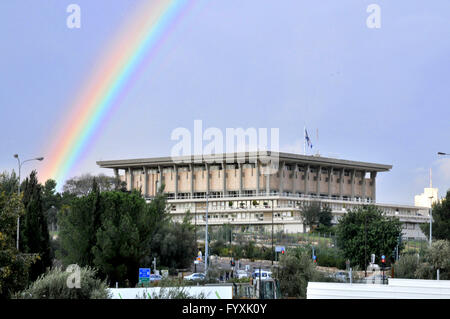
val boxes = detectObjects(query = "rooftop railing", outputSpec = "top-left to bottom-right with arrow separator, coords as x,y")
156,191 -> 376,204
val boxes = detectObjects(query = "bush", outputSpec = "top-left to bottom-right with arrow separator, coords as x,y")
394,254 -> 420,279
274,247 -> 323,298
14,266 -> 110,299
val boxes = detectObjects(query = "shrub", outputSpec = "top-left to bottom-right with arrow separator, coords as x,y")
394,254 -> 420,279
274,247 -> 323,298
14,266 -> 110,299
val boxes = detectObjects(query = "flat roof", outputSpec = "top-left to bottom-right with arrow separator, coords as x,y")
97,151 -> 392,172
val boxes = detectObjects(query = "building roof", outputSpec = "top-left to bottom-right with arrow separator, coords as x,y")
97,151 -> 392,172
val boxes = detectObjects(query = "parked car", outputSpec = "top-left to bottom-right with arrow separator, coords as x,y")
333,271 -> 350,282
149,274 -> 162,282
236,270 -> 249,279
183,273 -> 206,281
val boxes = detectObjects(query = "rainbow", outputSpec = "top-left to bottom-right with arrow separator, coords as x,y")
41,0 -> 193,187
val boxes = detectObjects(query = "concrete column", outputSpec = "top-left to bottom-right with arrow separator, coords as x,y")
293,163 -> 298,194
351,169 -> 356,200
114,168 -> 119,189
316,166 -> 322,196
190,164 -> 194,198
158,165 -> 163,192
256,161 -> 260,195
143,166 -> 148,197
279,161 -> 285,195
339,168 -> 344,199
128,167 -> 133,191
328,167 -> 333,198
174,165 -> 178,199
361,170 -> 367,202
371,171 -> 377,202
238,163 -> 243,196
206,163 -> 210,195
304,164 -> 310,195
222,162 -> 227,197
266,165 -> 271,195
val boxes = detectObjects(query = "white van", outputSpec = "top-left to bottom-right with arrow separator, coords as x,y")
252,269 -> 272,279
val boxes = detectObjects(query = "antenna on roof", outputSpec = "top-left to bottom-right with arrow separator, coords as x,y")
430,168 -> 432,188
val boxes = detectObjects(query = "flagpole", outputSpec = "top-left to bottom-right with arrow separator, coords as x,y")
304,126 -> 306,155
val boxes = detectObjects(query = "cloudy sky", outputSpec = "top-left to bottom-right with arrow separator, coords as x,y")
0,0 -> 449,205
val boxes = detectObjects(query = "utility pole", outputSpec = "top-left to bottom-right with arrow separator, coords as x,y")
364,213 -> 367,277
429,195 -> 433,246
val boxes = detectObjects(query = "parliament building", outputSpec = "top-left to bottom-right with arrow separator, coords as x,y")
97,152 -> 428,239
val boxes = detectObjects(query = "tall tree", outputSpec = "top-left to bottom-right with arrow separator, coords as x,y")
0,170 -> 19,195
300,201 -> 332,232
20,171 -> 52,281
91,190 -> 150,285
0,192 -> 38,298
58,179 -> 103,267
420,190 -> 450,241
41,179 -> 62,231
150,211 -> 197,272
336,205 -> 403,269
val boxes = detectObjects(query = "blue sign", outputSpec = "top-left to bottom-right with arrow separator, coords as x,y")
275,246 -> 285,253
139,268 -> 150,278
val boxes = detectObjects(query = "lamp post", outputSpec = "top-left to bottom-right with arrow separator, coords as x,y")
429,195 -> 433,246
13,154 -> 44,251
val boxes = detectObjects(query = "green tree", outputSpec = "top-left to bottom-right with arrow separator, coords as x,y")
336,205 -> 403,269
92,190 -> 151,286
0,192 -> 38,299
150,211 -> 197,272
420,190 -> 450,241
300,201 -> 333,232
62,173 -> 117,196
426,240 -> 450,279
57,181 -> 103,267
318,204 -> 333,227
0,170 -> 19,195
274,247 -> 326,298
300,201 -> 321,232
20,171 -> 52,281
41,179 -> 62,231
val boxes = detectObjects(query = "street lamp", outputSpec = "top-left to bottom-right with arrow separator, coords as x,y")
13,154 -> 44,251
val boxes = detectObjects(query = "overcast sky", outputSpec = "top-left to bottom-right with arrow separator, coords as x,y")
1,0 -> 449,205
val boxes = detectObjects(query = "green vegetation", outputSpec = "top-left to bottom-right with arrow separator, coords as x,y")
394,240 -> 450,280
0,192 -> 38,299
20,171 -> 52,282
14,266 -> 110,299
300,201 -> 333,233
58,182 -> 196,286
273,246 -> 334,298
420,190 -> 450,241
336,205 -> 403,269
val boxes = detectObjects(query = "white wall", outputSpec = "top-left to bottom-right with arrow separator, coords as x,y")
307,279 -> 450,299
